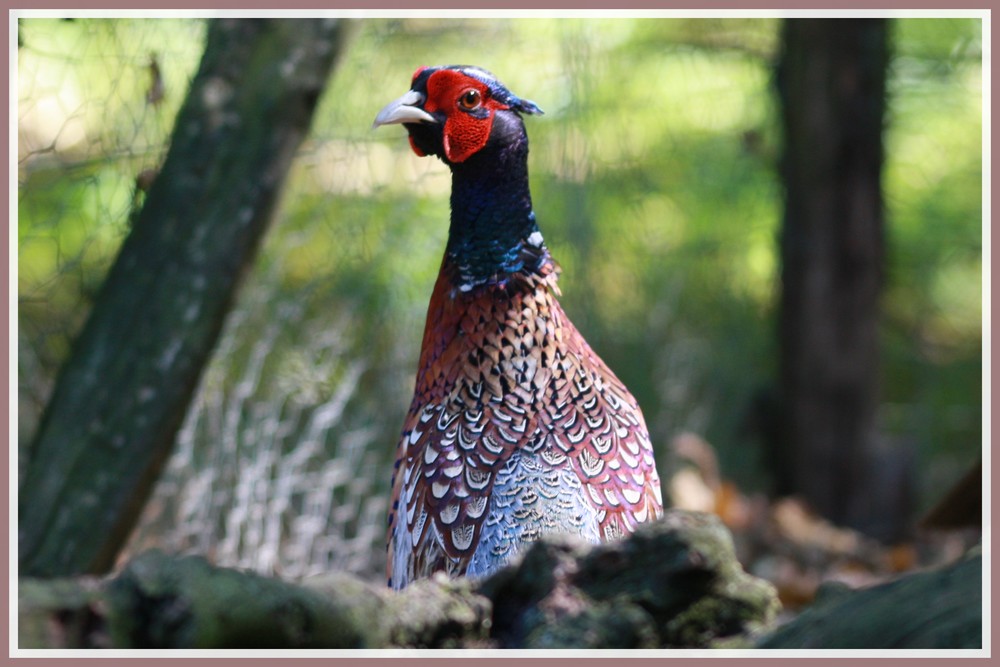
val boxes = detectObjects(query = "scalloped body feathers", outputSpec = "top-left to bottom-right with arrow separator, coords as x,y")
374,66 -> 663,589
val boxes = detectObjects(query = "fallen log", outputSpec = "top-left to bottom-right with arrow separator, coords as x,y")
19,510 -> 779,649
757,548 -> 982,649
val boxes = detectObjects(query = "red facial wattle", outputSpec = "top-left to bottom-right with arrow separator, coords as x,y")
422,69 -> 510,163
408,136 -> 426,157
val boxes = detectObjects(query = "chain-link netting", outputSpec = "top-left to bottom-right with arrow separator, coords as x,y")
18,17 -> 983,583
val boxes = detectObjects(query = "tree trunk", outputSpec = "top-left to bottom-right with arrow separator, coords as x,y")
19,18 -> 349,578
774,19 -> 888,532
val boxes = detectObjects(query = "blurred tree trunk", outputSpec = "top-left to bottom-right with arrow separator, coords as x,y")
19,18 -> 350,578
774,19 -> 888,532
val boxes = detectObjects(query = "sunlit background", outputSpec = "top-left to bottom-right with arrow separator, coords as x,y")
17,17 -> 983,581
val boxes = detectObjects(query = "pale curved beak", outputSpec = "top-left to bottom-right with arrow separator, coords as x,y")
372,90 -> 437,129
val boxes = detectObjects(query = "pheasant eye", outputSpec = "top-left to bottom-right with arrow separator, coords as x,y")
458,89 -> 481,110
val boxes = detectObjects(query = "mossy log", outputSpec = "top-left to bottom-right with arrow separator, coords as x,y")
18,511 -> 779,649
757,549 -> 982,649
19,550 -> 491,649
22,513 -> 979,650
480,510 -> 781,648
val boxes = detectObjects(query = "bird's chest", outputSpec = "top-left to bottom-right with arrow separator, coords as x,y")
464,449 -> 602,577
416,281 -> 568,417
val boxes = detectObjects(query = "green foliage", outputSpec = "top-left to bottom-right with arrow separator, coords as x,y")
18,18 -> 205,440
17,17 -> 982,578
881,18 -> 983,496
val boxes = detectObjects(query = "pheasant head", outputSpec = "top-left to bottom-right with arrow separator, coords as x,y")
374,65 -> 549,293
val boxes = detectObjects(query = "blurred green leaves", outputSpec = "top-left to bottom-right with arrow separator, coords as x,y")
17,17 -> 982,568
18,18 -> 206,428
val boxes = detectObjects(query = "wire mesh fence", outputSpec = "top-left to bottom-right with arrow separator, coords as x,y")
17,16 -> 983,583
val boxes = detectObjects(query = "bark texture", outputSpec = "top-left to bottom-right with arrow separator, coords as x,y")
759,549 -> 982,649
19,18 -> 350,577
18,511 -> 779,649
775,19 -> 890,534
21,513 -> 980,650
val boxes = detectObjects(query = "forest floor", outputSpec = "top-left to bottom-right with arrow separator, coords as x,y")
665,432 -> 981,624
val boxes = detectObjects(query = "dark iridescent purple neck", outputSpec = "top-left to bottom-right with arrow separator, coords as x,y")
445,113 -> 548,292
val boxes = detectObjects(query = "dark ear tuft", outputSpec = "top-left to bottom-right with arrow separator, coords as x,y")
515,98 -> 544,116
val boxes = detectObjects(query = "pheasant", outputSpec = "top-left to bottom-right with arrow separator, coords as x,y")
373,65 -> 663,589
